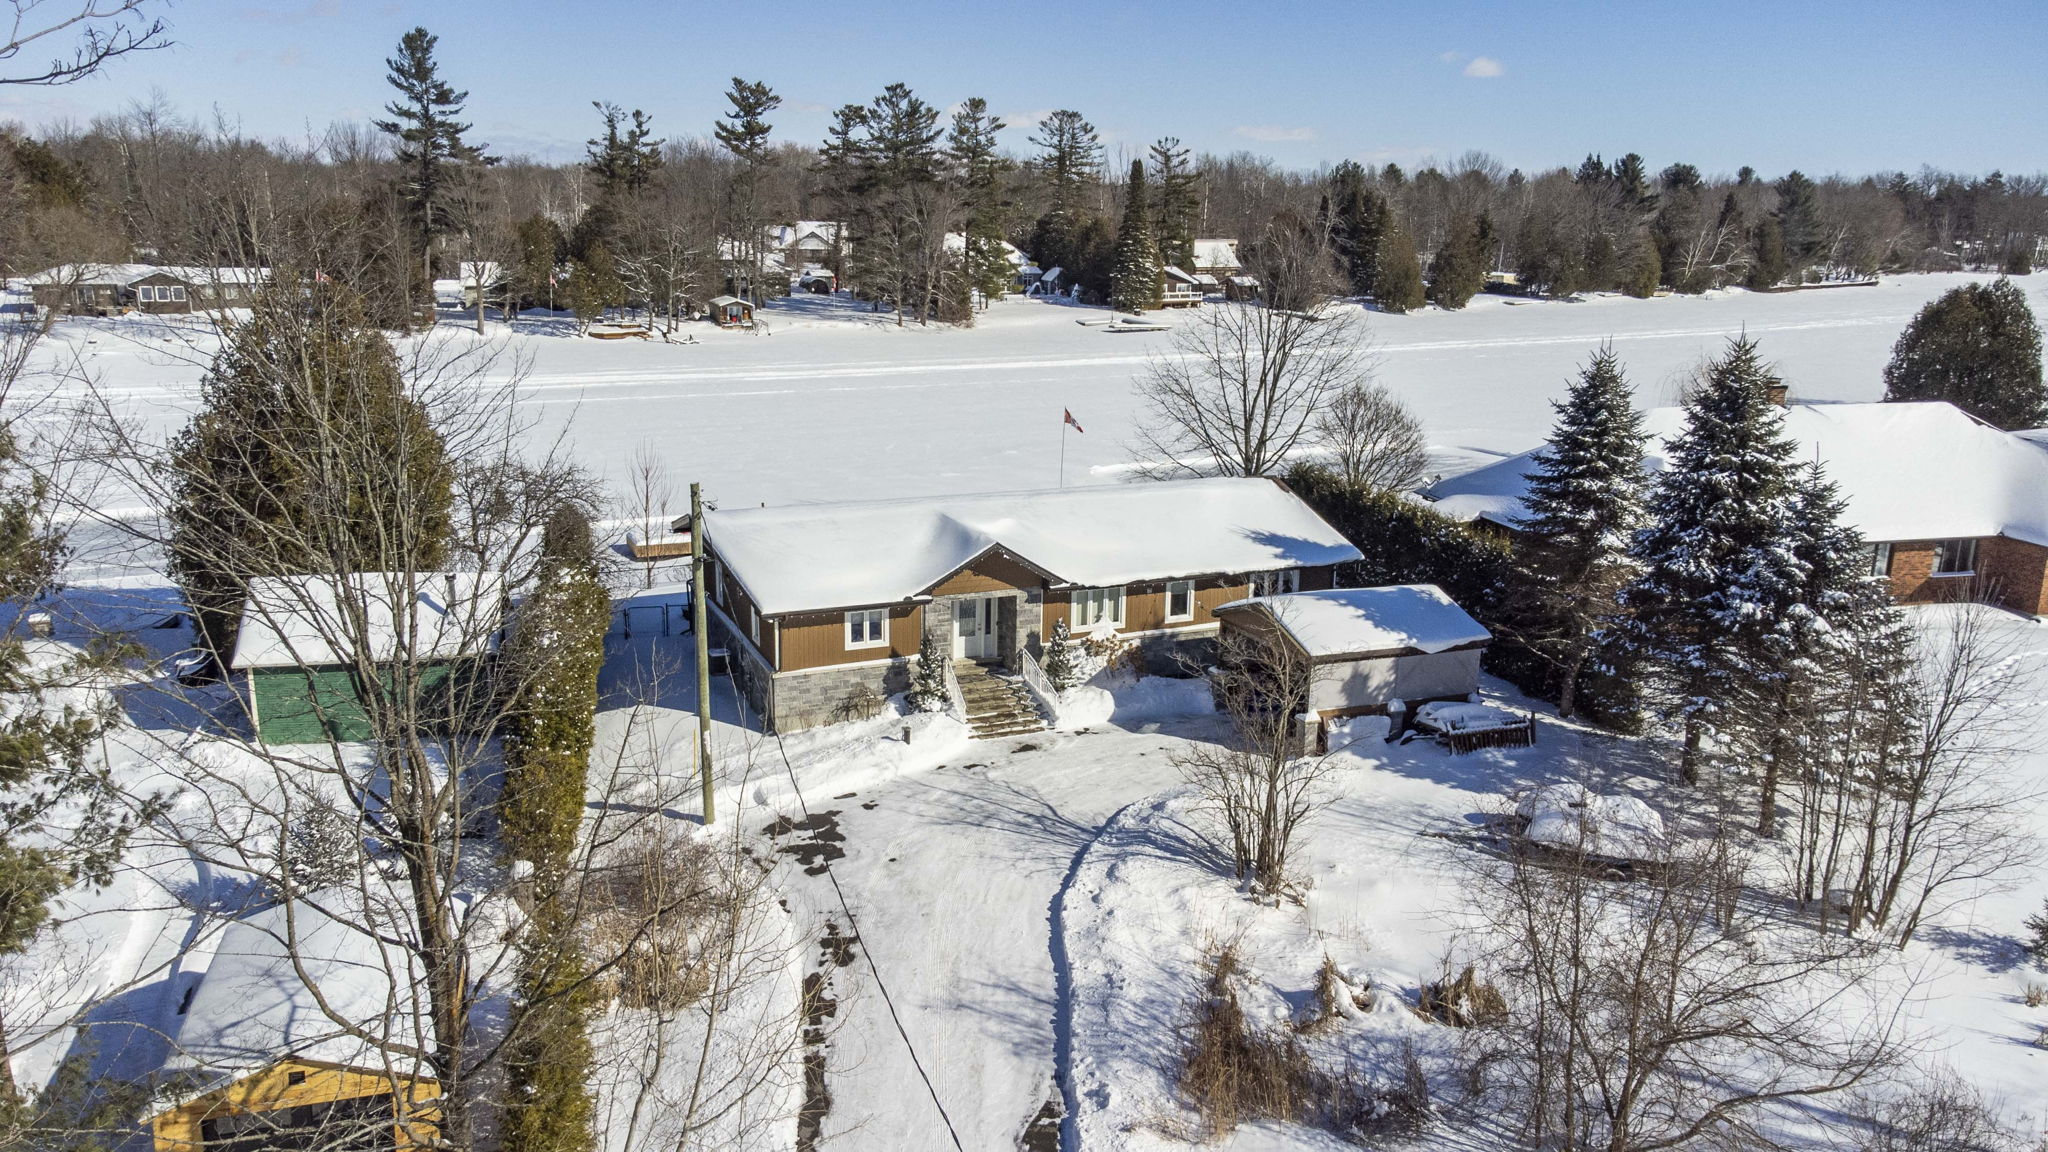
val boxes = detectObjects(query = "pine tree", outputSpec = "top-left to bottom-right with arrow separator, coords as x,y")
374,27 -> 492,292
1773,170 -> 1822,274
1746,214 -> 1788,290
1374,209 -> 1425,313
1149,137 -> 1199,274
510,214 -> 563,314
1029,110 -> 1101,218
1610,338 -> 1806,785
1110,159 -> 1161,313
1505,347 -> 1647,720
585,102 -> 664,200
1622,231 -> 1661,298
908,628 -> 951,712
1882,278 -> 2046,430
1042,617 -> 1079,692
1425,215 -> 1487,310
713,77 -> 781,306
165,284 -> 454,665
1330,174 -> 1382,297
946,98 -> 1013,310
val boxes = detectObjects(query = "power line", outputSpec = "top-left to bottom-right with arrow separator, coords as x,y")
758,700 -> 968,1152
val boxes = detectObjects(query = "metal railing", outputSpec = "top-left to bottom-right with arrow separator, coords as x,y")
1016,648 -> 1060,727
942,656 -> 967,722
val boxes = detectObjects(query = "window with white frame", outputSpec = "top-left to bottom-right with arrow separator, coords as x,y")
845,608 -> 888,649
1165,579 -> 1195,622
1071,586 -> 1124,629
1934,538 -> 1977,575
1867,542 -> 1893,577
1251,569 -> 1301,597
136,286 -> 154,303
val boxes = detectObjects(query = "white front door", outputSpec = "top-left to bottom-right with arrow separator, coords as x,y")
953,597 -> 1000,661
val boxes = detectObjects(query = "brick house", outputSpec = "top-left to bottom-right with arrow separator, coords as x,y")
1423,400 -> 2048,617
697,478 -> 1363,732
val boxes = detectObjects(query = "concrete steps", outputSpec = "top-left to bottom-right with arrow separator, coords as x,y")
954,661 -> 1048,739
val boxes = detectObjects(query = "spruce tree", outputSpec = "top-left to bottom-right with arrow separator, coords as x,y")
374,27 -> 491,291
1373,210 -> 1426,314
1746,214 -> 1788,290
1332,180 -> 1384,298
1506,347 -> 1647,720
1149,137 -> 1200,274
1610,338 -> 1806,785
1622,231 -> 1661,298
1110,159 -> 1161,313
1042,616 -> 1079,692
908,628 -> 951,712
165,284 -> 454,666
1882,278 -> 2046,430
1773,170 -> 1823,273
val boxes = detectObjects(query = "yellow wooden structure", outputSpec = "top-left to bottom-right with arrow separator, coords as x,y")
152,1057 -> 439,1152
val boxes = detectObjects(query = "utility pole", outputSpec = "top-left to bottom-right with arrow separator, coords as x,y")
691,482 -> 715,824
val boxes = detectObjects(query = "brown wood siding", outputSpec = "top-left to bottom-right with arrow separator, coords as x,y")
707,545 -> 776,666
927,550 -> 1046,596
153,1059 -> 439,1151
775,604 -> 924,672
1046,573 -> 1253,635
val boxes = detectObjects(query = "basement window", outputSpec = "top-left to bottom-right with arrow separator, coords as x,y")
845,608 -> 887,649
1934,539 -> 1977,576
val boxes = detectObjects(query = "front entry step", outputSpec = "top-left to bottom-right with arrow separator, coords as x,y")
954,661 -> 1048,738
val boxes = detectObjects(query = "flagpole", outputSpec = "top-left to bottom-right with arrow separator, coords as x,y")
1059,413 -> 1067,488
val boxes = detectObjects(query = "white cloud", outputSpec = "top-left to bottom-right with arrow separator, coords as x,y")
1463,56 -> 1505,78
1438,50 -> 1462,64
1233,124 -> 1316,143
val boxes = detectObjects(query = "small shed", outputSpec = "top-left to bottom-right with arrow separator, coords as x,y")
625,512 -> 694,561
1224,274 -> 1262,302
1213,584 -> 1490,723
706,295 -> 755,328
228,571 -> 506,744
1159,265 -> 1202,308
151,900 -> 440,1151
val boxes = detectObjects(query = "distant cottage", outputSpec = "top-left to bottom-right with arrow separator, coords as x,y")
697,478 -> 1363,732
1423,400 -> 2048,618
24,263 -> 267,318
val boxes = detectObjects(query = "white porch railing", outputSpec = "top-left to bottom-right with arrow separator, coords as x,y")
1017,648 -> 1060,728
942,657 -> 967,722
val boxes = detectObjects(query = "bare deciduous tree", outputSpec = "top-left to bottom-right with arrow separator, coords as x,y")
0,0 -> 166,87
1313,381 -> 1426,492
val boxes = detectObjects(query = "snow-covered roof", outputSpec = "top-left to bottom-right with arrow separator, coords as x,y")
229,572 -> 505,671
1215,584 -> 1490,659
21,262 -> 269,288
708,294 -> 747,308
1422,401 -> 2048,548
769,221 -> 839,248
1192,273 -> 1221,287
1192,239 -> 1241,271
164,898 -> 425,1094
703,478 -> 1362,616
942,234 -> 1030,268
1161,265 -> 1198,284
458,260 -> 501,284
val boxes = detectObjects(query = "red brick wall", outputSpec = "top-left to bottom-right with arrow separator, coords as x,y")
1883,536 -> 2048,616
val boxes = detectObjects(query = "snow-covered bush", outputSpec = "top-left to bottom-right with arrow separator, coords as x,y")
278,797 -> 359,893
2025,899 -> 2048,970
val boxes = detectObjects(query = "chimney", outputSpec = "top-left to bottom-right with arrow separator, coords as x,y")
1765,380 -> 1789,408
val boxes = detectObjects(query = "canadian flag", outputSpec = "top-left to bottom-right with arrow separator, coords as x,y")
1063,408 -> 1085,434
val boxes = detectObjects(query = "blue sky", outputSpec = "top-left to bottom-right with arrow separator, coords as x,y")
4,1 -> 2042,177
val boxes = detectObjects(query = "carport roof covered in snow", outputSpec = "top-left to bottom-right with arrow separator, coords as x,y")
1215,584 -> 1491,660
702,477 -> 1362,616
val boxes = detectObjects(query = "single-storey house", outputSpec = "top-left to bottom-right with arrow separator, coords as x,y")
1159,265 -> 1203,308
706,295 -> 755,328
24,263 -> 268,317
698,478 -> 1363,732
228,571 -> 506,744
1421,399 -> 2048,618
151,900 -> 440,1151
1214,584 -> 1492,727
769,221 -> 841,269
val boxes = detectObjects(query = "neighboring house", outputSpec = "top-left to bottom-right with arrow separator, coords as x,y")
24,263 -> 267,317
1192,238 -> 1242,281
697,477 -> 1363,732
150,900 -> 440,1151
769,220 -> 841,269
228,571 -> 506,743
1224,274 -> 1262,302
1213,584 -> 1492,729
1159,265 -> 1203,308
625,512 -> 694,561
796,268 -> 837,293
1032,266 -> 1065,296
1422,399 -> 2048,617
706,295 -> 755,328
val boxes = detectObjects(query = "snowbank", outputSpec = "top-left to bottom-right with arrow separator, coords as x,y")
1515,783 -> 1668,861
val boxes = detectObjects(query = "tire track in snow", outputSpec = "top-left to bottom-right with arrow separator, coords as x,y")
1048,797 -> 1142,1152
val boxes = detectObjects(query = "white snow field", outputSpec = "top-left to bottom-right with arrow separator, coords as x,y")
13,275 -> 2048,1149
